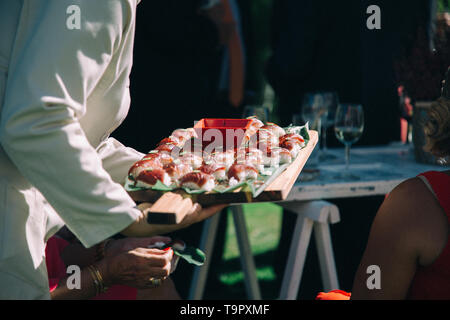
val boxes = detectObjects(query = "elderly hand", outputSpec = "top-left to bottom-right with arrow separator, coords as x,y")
104,236 -> 172,259
98,243 -> 174,290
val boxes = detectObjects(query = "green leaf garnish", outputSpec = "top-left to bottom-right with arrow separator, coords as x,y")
151,180 -> 174,191
173,246 -> 206,266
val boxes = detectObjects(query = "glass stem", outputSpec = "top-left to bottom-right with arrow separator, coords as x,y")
322,125 -> 328,152
345,144 -> 350,172
317,118 -> 322,151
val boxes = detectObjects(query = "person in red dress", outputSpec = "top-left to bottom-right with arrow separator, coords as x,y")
317,68 -> 450,300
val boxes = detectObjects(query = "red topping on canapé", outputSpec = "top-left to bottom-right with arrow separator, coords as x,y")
157,136 -> 180,147
172,128 -> 196,141
198,163 -> 226,175
280,139 -> 299,151
143,152 -> 160,159
247,117 -> 264,128
155,143 -> 179,153
179,171 -> 212,187
227,164 -> 258,180
163,162 -> 178,176
279,133 -> 304,145
135,168 -> 167,185
128,159 -> 162,176
142,151 -> 174,165
279,148 -> 291,156
264,147 -> 281,157
163,162 -> 190,177
261,124 -> 280,131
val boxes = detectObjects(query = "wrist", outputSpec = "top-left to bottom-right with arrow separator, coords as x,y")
95,238 -> 114,261
121,206 -> 161,238
93,259 -> 113,289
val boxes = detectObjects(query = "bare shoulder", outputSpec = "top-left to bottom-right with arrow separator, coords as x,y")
379,177 -> 433,222
390,176 -> 431,201
380,176 -> 448,266
351,175 -> 449,299
385,176 -> 445,215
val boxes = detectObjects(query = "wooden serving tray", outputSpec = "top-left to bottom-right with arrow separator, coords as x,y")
129,130 -> 318,224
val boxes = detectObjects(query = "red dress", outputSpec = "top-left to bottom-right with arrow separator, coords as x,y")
407,171 -> 450,299
315,171 -> 450,301
45,236 -> 137,300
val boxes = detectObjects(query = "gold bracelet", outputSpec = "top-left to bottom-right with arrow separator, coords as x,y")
89,264 -> 109,294
92,266 -> 105,293
87,265 -> 101,296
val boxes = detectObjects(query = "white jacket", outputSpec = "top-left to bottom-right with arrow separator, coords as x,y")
0,0 -> 144,299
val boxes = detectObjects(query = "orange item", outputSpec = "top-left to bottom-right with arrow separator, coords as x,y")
400,118 -> 408,143
315,289 -> 351,300
408,171 -> 450,299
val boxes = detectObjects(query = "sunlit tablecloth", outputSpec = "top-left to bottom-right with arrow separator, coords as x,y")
288,143 -> 445,201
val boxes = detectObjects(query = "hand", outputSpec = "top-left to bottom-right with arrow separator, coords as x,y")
104,236 -> 172,259
121,203 -> 227,237
99,245 -> 174,290
141,202 -> 227,235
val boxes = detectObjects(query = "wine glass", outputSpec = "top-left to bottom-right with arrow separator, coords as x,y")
301,92 -> 326,131
334,104 -> 364,179
293,113 -> 319,178
301,92 -> 332,162
319,92 -> 339,160
242,105 -> 269,123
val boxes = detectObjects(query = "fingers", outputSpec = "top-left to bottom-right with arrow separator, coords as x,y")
188,203 -> 202,215
182,204 -> 228,226
147,236 -> 172,246
137,202 -> 153,212
145,266 -> 172,279
138,246 -> 172,256
135,248 -> 173,277
198,204 -> 228,218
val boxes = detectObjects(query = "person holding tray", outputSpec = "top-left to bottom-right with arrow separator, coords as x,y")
0,0 -> 225,299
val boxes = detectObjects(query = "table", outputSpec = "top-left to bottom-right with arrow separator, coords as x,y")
188,143 -> 445,300
288,143 -> 442,201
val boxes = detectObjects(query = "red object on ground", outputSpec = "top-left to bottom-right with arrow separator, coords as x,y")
45,236 -> 137,300
315,289 -> 351,300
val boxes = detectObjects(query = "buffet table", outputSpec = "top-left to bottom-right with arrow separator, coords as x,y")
188,142 -> 445,300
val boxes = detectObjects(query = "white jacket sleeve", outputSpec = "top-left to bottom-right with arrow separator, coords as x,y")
97,137 -> 145,185
0,0 -> 141,247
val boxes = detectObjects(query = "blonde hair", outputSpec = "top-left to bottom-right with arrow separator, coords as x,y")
423,97 -> 450,158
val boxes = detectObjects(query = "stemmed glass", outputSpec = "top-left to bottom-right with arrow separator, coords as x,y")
301,93 -> 327,132
334,104 -> 364,179
319,92 -> 339,160
301,92 -> 333,162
